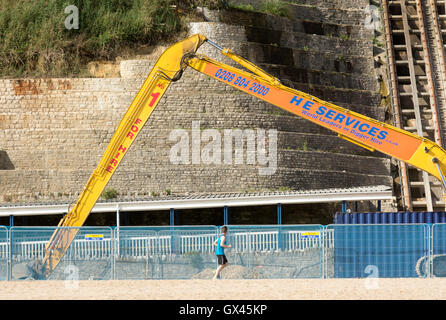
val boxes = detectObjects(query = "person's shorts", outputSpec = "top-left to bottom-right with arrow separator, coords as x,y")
217,254 -> 228,265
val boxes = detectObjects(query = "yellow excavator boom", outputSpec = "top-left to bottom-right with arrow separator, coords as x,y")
185,46 -> 446,185
39,33 -> 446,278
39,34 -> 206,278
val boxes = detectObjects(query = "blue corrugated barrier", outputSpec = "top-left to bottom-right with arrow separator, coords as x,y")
329,224 -> 429,278
334,211 -> 446,224
332,212 -> 446,278
431,224 -> 446,277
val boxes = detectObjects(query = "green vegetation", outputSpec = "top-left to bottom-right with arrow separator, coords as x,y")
229,0 -> 290,18
372,36 -> 384,48
261,0 -> 290,17
102,188 -> 118,200
229,3 -> 255,12
0,0 -> 290,77
0,0 -> 226,77
277,186 -> 292,192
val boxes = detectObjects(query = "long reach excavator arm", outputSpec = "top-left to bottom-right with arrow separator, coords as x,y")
39,34 -> 446,278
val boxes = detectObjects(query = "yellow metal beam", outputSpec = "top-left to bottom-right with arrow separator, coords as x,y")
40,34 -> 207,278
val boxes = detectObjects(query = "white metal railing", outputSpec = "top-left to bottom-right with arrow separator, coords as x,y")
230,229 -> 332,252
13,238 -> 114,260
8,229 -> 334,260
180,233 -> 215,253
118,235 -> 172,257
325,228 -> 334,248
0,243 -> 8,260
231,231 -> 278,252
71,238 -> 113,259
19,240 -> 45,260
287,230 -> 324,250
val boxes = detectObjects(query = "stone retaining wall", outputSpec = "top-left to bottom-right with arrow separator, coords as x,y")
0,2 -> 395,220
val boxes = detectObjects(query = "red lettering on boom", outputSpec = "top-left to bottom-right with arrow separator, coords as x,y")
115,145 -> 127,159
106,119 -> 142,174
127,119 -> 142,139
149,92 -> 160,107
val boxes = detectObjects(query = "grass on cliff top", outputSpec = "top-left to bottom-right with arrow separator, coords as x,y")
0,0 -> 289,78
229,0 -> 290,18
0,0 -> 189,77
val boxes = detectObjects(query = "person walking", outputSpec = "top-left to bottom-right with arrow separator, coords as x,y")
213,226 -> 231,280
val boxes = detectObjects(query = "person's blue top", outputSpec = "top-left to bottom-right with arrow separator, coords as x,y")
216,234 -> 225,255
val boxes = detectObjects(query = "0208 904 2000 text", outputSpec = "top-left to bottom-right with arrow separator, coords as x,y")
214,68 -> 270,97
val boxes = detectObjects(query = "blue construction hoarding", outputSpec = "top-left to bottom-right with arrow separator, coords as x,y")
334,211 -> 446,224
332,212 -> 446,278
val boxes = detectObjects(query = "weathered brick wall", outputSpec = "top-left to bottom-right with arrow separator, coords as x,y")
0,2 -> 393,206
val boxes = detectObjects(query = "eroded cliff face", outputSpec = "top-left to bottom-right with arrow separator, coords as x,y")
0,1 -> 392,208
